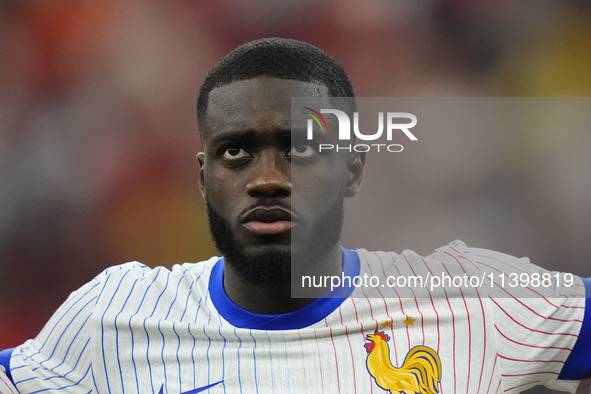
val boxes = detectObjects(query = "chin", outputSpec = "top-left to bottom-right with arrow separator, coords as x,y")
206,197 -> 343,288
230,244 -> 292,288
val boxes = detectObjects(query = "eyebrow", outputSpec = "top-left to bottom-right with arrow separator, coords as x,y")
289,128 -> 307,140
211,129 -> 296,145
211,129 -> 257,145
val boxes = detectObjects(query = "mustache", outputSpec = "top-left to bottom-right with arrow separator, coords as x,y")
238,198 -> 299,218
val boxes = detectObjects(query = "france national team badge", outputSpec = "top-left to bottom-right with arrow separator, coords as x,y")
364,331 -> 441,394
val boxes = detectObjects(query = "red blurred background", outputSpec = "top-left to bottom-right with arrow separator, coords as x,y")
1,1 -> 591,392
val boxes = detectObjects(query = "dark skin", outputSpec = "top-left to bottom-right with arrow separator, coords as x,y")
197,77 -> 365,314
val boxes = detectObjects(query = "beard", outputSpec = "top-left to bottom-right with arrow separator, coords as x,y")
205,192 -> 344,289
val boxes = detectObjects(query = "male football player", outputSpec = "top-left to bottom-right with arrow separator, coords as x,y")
1,38 -> 590,394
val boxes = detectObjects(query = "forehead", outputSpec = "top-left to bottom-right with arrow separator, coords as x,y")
202,77 -> 330,139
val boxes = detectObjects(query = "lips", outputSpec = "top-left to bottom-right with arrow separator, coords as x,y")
242,207 -> 297,235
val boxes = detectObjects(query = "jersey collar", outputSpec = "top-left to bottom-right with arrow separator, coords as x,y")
208,246 -> 360,330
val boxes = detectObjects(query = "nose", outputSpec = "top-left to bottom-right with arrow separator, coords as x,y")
245,150 -> 291,198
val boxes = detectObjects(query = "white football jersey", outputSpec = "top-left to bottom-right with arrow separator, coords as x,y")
0,367 -> 17,394
4,241 -> 590,394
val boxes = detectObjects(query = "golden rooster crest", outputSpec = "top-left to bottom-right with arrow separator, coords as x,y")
364,331 -> 441,394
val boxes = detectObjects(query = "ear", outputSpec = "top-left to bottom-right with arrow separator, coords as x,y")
344,151 -> 365,197
196,152 -> 206,199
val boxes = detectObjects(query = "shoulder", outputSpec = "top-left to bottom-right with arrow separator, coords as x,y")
352,240 -> 586,299
354,240 -> 489,273
97,256 -> 220,283
356,239 -> 539,271
88,257 -> 221,307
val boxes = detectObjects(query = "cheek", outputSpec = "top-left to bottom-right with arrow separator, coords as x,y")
292,163 -> 347,203
204,169 -> 241,208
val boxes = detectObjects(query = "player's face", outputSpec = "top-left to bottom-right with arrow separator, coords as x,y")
198,77 -> 363,282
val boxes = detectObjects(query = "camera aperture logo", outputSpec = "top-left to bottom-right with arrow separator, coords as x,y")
303,107 -> 417,152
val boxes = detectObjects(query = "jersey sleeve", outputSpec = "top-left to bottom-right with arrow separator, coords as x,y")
470,247 -> 591,394
7,262 -> 148,394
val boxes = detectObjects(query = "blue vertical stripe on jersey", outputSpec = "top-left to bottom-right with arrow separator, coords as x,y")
249,330 -> 259,394
177,267 -> 190,321
19,281 -> 100,363
164,276 -> 184,320
61,337 -> 90,379
179,266 -> 204,322
203,325 -> 211,385
144,271 -> 172,394
558,277 -> 591,380
28,364 -> 91,393
91,364 -> 97,392
179,290 -> 192,322
113,277 -> 140,394
264,331 -> 275,390
189,268 -> 207,390
188,326 -> 197,390
93,273 -> 113,390
218,326 -> 227,394
48,313 -> 92,371
13,291 -> 98,386
172,322 -> 182,392
280,331 -> 291,394
233,328 -> 243,394
34,295 -> 97,367
159,275 -> 184,393
192,267 -> 207,325
101,270 -> 132,394
208,247 -> 360,330
204,296 -> 213,387
11,332 -> 86,386
128,270 -> 161,394
158,320 -> 168,394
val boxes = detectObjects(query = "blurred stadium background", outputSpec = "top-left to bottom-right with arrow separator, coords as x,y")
1,1 -> 590,392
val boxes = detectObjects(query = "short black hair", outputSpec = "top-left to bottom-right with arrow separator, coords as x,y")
197,37 -> 354,129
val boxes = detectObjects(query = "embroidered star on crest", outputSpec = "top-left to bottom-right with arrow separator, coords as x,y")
404,316 -> 415,326
382,320 -> 393,328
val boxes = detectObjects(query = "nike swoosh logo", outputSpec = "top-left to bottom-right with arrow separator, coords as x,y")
158,380 -> 224,394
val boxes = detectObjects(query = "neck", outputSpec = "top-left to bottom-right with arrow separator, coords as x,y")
223,246 -> 343,314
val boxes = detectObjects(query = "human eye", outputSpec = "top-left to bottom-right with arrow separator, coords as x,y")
221,146 -> 250,160
288,143 -> 317,158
